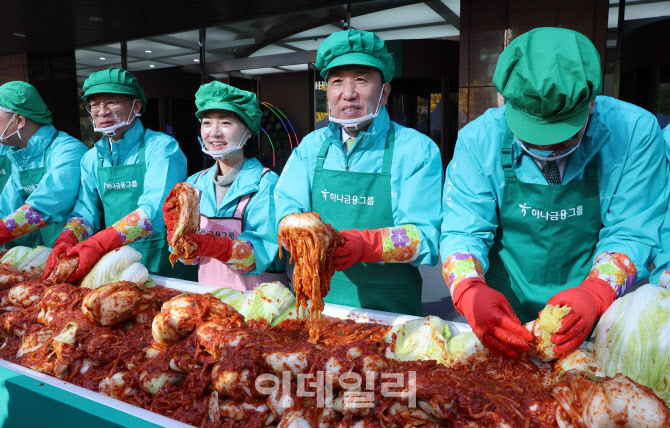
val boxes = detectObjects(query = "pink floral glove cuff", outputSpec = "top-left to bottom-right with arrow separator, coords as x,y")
63,217 -> 93,242
442,252 -> 485,295
111,208 -> 153,245
224,240 -> 255,274
587,252 -> 637,297
3,204 -> 46,239
379,225 -> 421,263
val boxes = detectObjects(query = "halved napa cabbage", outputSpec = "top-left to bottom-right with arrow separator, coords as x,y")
447,331 -> 487,364
270,301 -> 309,326
593,284 -> 670,406
525,304 -> 571,362
0,246 -> 52,275
384,316 -> 452,365
118,262 -> 150,286
81,246 -> 150,288
1,246 -> 37,267
212,288 -> 247,312
212,282 -> 295,325
238,282 -> 294,324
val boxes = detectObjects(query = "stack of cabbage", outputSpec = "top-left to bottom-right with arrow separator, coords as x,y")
0,246 -> 52,276
592,284 -> 670,407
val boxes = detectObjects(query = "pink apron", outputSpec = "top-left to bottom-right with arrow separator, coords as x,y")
194,168 -> 287,290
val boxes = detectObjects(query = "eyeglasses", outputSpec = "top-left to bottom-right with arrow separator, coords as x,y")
86,99 -> 134,114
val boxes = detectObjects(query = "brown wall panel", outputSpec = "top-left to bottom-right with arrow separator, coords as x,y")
0,53 -> 28,84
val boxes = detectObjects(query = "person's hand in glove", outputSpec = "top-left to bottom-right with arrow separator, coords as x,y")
64,227 -> 123,282
546,277 -> 616,358
182,233 -> 232,262
453,278 -> 533,358
0,219 -> 15,246
41,230 -> 79,279
333,229 -> 382,271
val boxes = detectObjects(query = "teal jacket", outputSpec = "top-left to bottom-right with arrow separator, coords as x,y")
187,157 -> 284,275
0,124 -> 88,223
69,119 -> 187,233
274,107 -> 443,266
650,124 -> 670,284
441,96 -> 667,280
0,144 -> 11,192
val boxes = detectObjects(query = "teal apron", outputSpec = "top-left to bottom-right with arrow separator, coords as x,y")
485,129 -> 602,324
9,133 -> 65,248
0,153 -> 10,192
97,134 -> 196,280
311,125 -> 423,316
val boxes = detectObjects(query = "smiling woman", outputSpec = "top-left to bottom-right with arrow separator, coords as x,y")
162,80 -> 287,290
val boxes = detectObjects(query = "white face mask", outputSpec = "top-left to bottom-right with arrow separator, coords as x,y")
200,128 -> 249,160
328,84 -> 385,131
0,113 -> 21,141
516,115 -> 589,161
93,99 -> 141,136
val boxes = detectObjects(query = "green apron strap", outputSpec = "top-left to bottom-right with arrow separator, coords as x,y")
381,125 -> 394,174
315,138 -> 331,171
501,127 -> 516,179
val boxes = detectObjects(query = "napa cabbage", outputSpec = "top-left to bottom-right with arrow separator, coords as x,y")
593,284 -> 670,406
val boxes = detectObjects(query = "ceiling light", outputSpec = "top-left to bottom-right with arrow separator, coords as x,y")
99,57 -> 106,60
149,64 -> 155,68
145,50 -> 152,53
89,16 -> 103,22
12,33 -> 26,38
193,59 -> 200,62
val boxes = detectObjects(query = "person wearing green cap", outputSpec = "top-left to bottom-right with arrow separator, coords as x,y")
162,81 -> 286,289
0,81 -> 88,249
41,68 -> 194,282
275,29 -> 443,316
440,27 -> 667,359
650,125 -> 670,289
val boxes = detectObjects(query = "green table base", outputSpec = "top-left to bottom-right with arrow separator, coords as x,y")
0,366 -> 163,428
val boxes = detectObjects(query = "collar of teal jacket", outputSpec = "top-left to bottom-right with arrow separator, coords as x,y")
94,118 -> 144,164
324,106 -> 391,153
506,102 -> 611,184
193,156 -> 266,213
7,123 -> 57,168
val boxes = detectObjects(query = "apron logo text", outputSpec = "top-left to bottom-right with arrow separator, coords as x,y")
321,189 -> 374,206
104,180 -> 139,190
519,203 -> 583,220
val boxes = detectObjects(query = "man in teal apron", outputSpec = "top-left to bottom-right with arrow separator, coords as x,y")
42,68 -> 195,281
441,28 -> 667,359
0,81 -> 87,249
275,29 -> 443,316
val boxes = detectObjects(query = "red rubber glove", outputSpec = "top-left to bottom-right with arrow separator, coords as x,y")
64,227 -> 123,282
182,233 -> 232,262
41,230 -> 79,279
0,219 -> 14,246
453,278 -> 533,358
333,229 -> 383,271
546,277 -> 616,358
